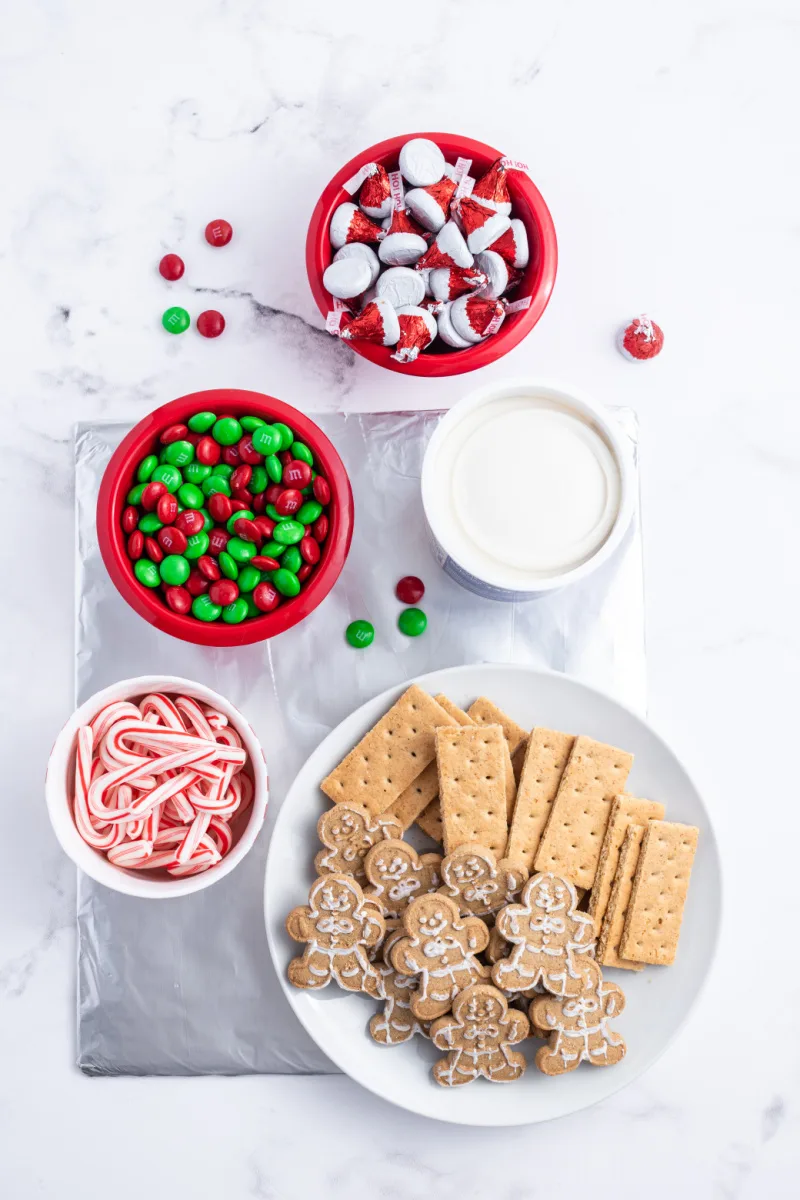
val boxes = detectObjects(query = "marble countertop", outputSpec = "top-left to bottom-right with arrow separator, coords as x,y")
1,0 -> 797,1195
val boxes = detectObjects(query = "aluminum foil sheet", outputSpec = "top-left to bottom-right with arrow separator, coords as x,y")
74,408 -> 644,1075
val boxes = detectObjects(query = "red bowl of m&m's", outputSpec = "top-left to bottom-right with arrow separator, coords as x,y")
97,389 -> 354,646
306,132 -> 558,378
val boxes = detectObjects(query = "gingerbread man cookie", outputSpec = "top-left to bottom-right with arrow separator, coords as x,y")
363,839 -> 442,920
315,803 -> 402,883
430,983 -> 529,1086
390,893 -> 490,1021
492,872 -> 594,997
531,958 -> 626,1075
438,843 -> 528,918
286,873 -> 385,997
369,929 -> 431,1046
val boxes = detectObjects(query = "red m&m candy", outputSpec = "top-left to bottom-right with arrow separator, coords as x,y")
396,575 -> 425,604
158,254 -> 185,281
205,219 -> 233,247
175,509 -> 205,536
197,310 -> 225,338
283,459 -> 312,489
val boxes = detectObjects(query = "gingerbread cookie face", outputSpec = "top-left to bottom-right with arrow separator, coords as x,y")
390,893 -> 490,1021
315,804 -> 402,883
531,958 -> 626,1075
286,874 -> 385,997
369,929 -> 431,1046
363,839 -> 442,920
492,872 -> 595,997
438,843 -> 528,918
430,983 -> 529,1086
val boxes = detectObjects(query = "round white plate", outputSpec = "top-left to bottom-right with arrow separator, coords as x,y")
264,663 -> 721,1126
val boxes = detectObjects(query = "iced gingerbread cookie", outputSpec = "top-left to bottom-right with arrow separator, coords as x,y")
369,928 -> 431,1046
531,958 -> 626,1075
363,838 -> 442,920
286,873 -> 385,997
315,803 -> 402,883
438,843 -> 528,918
492,872 -> 594,997
390,893 -> 489,1020
430,983 -> 529,1086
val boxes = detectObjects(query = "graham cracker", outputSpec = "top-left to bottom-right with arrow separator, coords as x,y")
320,686 -> 458,818
533,736 -> 634,888
467,699 -> 527,820
436,724 -> 508,855
619,820 -> 699,966
387,695 -> 474,830
596,823 -> 646,970
505,729 -> 575,871
416,801 -> 443,843
587,794 -> 666,934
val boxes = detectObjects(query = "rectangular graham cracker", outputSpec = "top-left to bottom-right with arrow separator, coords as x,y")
533,736 -> 634,889
467,699 -> 527,821
505,729 -> 575,872
416,799 -> 443,843
597,823 -> 646,970
387,696 -> 474,830
619,820 -> 699,966
320,686 -> 458,818
587,794 -> 666,934
436,724 -> 508,855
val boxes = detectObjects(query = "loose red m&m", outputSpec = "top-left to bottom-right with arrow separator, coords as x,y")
205,219 -> 233,247
159,254 -> 185,281
396,575 -> 425,604
121,408 -> 332,624
197,309 -> 225,338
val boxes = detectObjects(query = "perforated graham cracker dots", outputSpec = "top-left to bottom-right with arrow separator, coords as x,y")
619,820 -> 699,966
436,724 -> 508,856
505,729 -> 575,872
533,736 -> 634,889
587,794 -> 665,934
388,695 -> 474,830
320,685 -> 459,818
467,699 -> 528,820
416,801 -> 443,843
596,823 -> 646,970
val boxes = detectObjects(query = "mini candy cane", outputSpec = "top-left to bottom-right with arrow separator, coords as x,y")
71,692 -> 257,879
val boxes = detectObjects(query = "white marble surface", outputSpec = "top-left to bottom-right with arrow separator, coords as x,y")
1,0 -> 798,1194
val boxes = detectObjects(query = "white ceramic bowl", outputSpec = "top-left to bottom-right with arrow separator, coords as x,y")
45,675 -> 268,898
421,379 -> 636,600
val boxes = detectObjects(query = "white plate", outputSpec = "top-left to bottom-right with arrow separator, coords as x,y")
264,664 -> 721,1126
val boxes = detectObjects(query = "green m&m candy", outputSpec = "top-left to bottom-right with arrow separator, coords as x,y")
192,594 -> 222,621
265,504 -> 281,521
137,455 -> 158,483
211,463 -> 233,479
237,565 -> 261,592
219,552 -> 239,580
183,462 -> 212,485
138,513 -> 163,534
227,537 -> 256,563
250,465 -> 269,493
202,474 -> 231,498
162,306 -> 190,334
346,620 -> 374,649
296,500 -> 322,525
222,598 -> 249,624
127,482 -> 147,505
261,540 -> 284,559
199,508 -> 214,532
290,441 -> 313,466
264,455 -> 282,484
250,424 -> 282,456
164,440 -> 195,467
244,594 -> 260,618
398,607 -> 427,637
159,555 -> 190,586
281,545 -> 302,574
273,422 -> 294,451
151,464 -> 182,493
273,568 -> 300,598
188,411 -> 217,433
226,509 -> 254,535
240,415 -> 266,433
185,531 -> 209,559
178,482 -> 204,510
134,559 -> 161,588
273,519 -> 304,546
212,417 -> 242,446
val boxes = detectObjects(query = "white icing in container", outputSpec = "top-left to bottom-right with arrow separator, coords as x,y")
421,381 -> 634,599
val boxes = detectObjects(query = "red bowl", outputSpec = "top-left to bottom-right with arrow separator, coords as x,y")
306,132 -> 558,378
97,388 -> 354,646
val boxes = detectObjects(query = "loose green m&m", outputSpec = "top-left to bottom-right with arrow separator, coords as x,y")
127,482 -> 147,505
162,306 -> 190,334
264,455 -> 282,484
296,500 -> 322,525
273,422 -> 294,451
159,555 -> 190,586
185,531 -> 209,559
137,455 -> 158,483
273,568 -> 300,597
134,560 -> 161,588
281,545 -> 302,574
222,598 -> 249,624
138,513 -> 163,534
273,519 -> 304,545
237,565 -> 261,592
188,411 -> 217,433
163,440 -> 195,467
183,462 -> 212,485
346,620 -> 374,649
192,595 -> 222,621
212,417 -> 242,446
178,482 -> 204,510
252,424 -> 282,456
202,474 -> 231,498
290,441 -> 314,466
250,465 -> 269,493
151,464 -> 182,492
398,607 -> 427,637
219,552 -> 239,579
240,415 -> 266,433
227,537 -> 256,563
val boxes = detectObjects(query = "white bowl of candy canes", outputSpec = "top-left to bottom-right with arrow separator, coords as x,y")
45,676 -> 268,898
